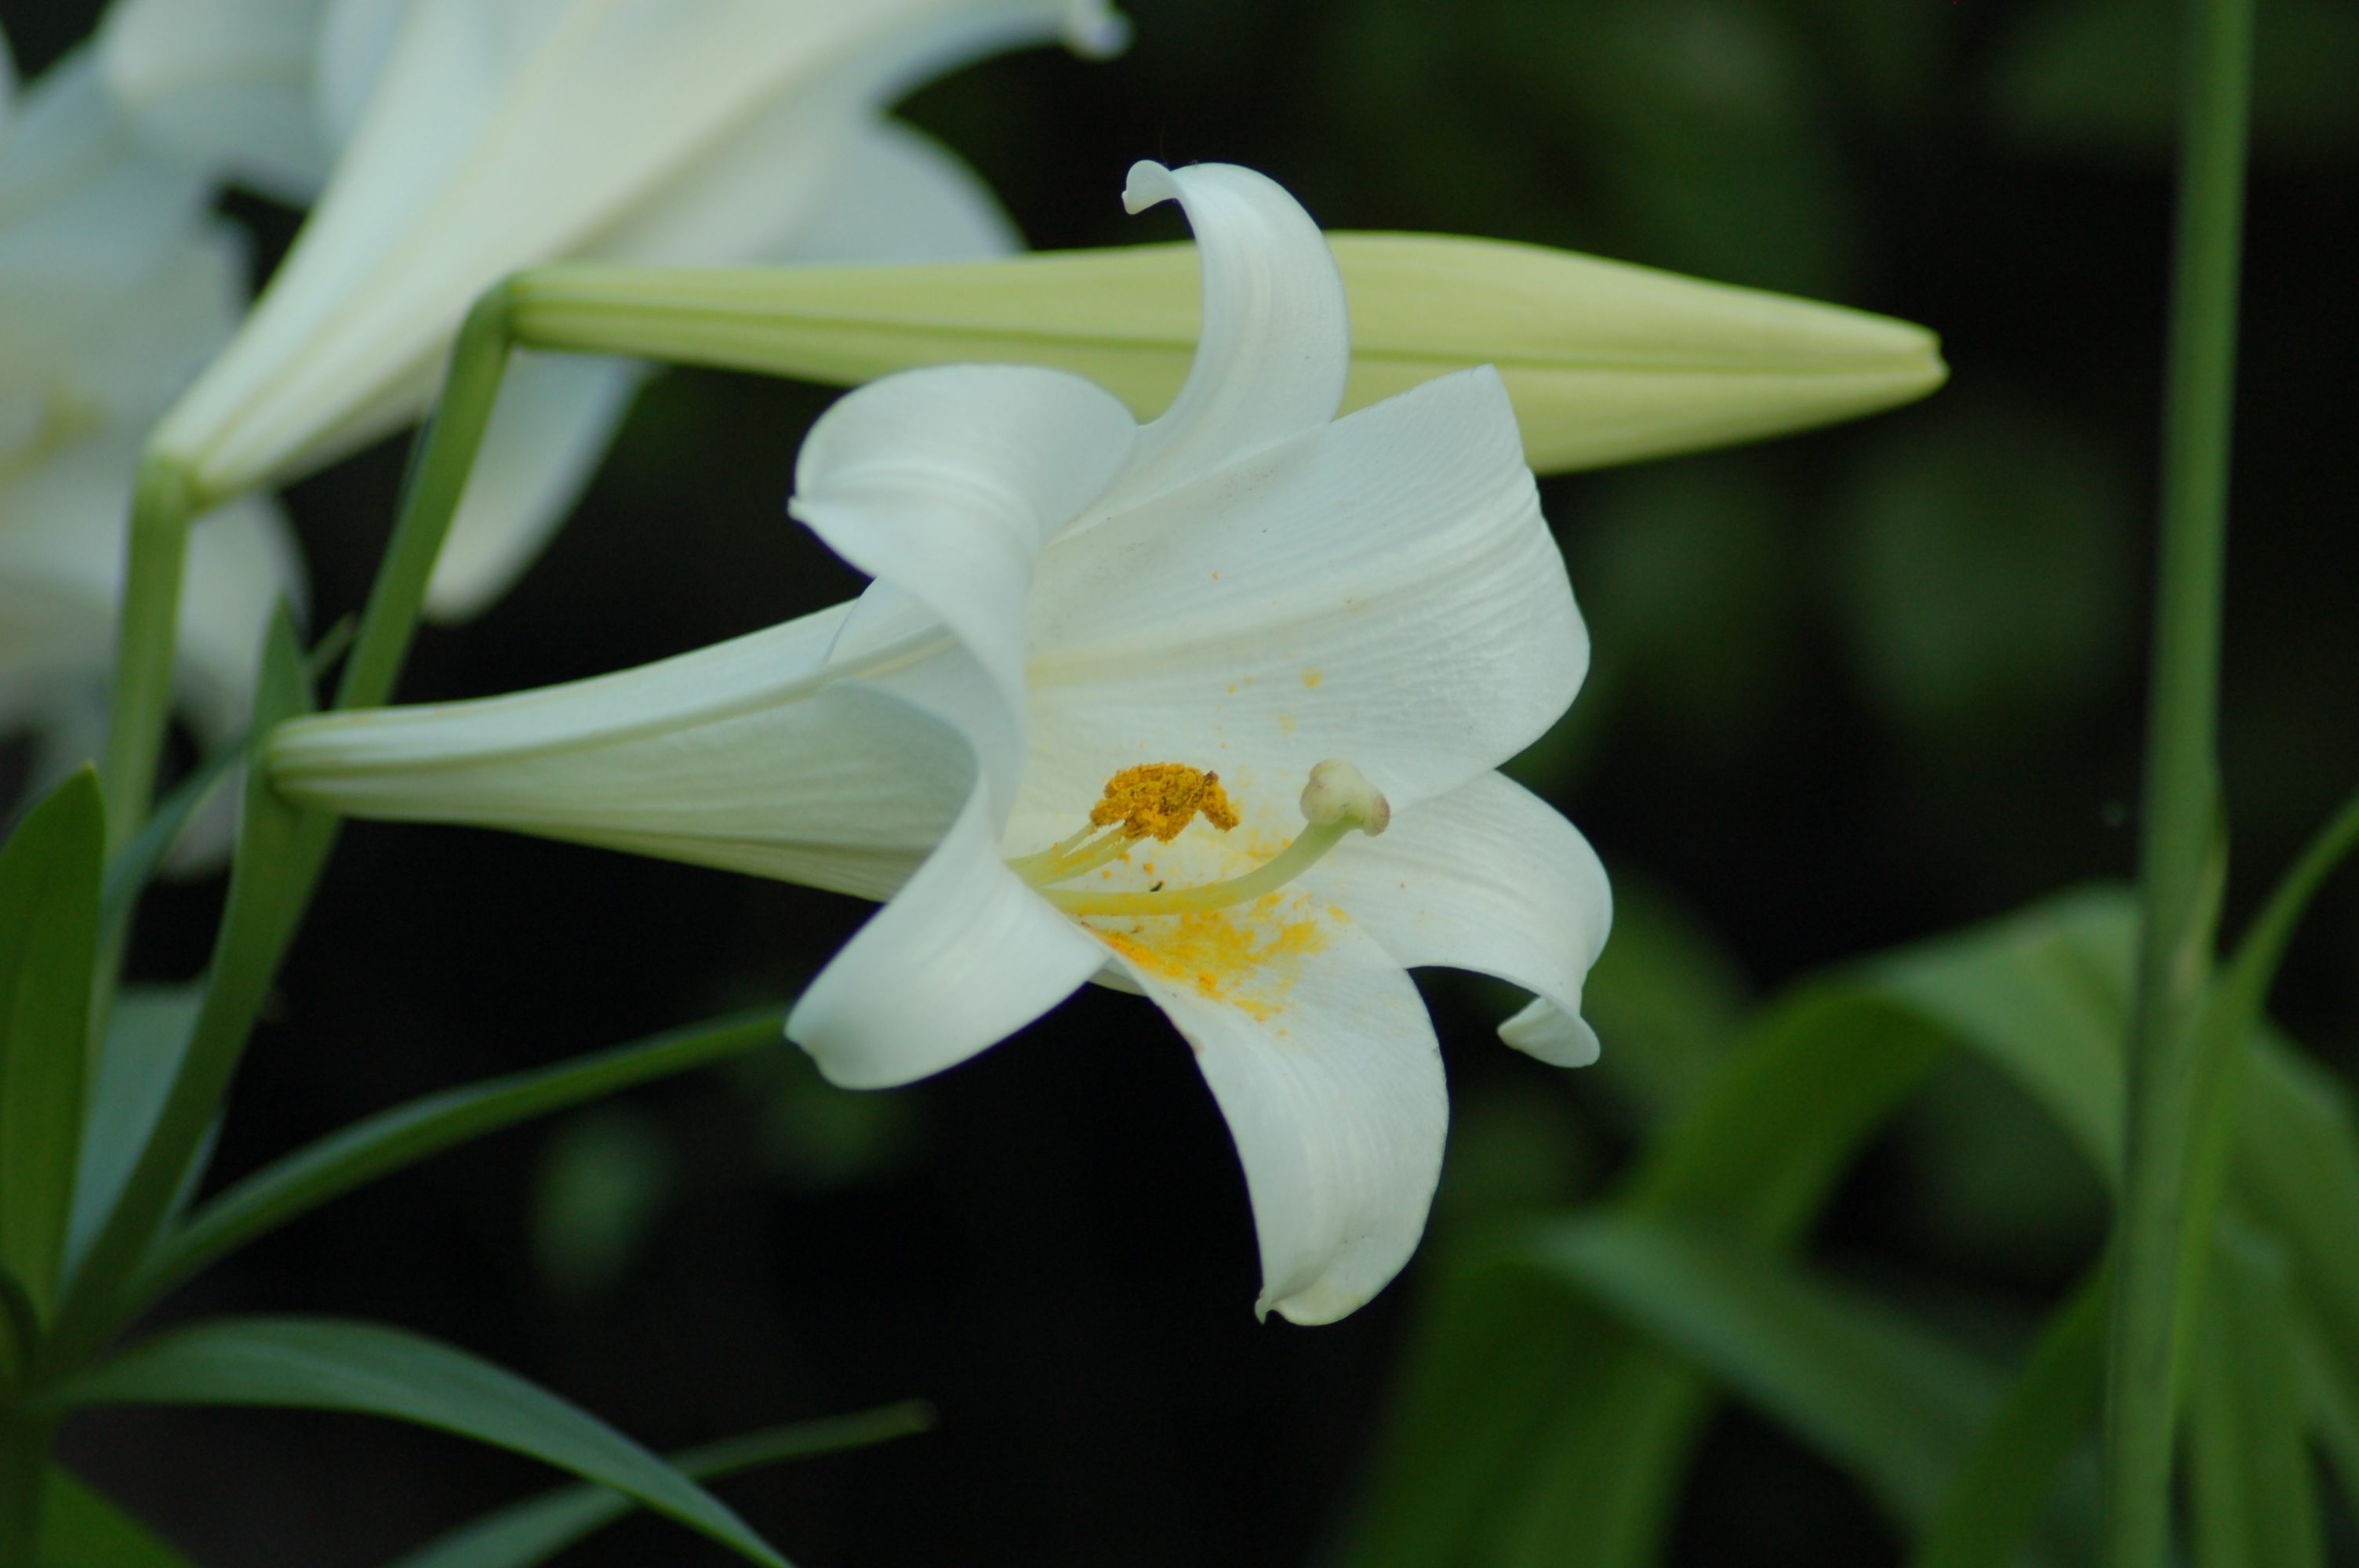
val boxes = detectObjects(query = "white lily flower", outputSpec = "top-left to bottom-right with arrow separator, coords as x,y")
1,41 -> 300,847
271,162 -> 1610,1324
106,0 -> 1125,619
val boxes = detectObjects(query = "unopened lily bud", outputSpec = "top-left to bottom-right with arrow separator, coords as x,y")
1300,760 -> 1390,837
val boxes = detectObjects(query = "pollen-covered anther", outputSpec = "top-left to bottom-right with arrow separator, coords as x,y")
1089,763 -> 1241,842
1299,759 -> 1390,837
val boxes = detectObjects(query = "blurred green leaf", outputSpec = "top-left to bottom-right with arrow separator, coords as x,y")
387,1402 -> 933,1568
50,607 -> 321,1370
1991,0 -> 2359,162
65,987 -> 202,1282
1910,1263 -> 2106,1568
1834,404 -> 2134,740
97,747 -> 241,956
1573,873 -> 1754,1129
2187,1221 -> 2324,1568
38,1469 -> 191,1568
133,1007 -> 787,1312
1515,1213 -> 2002,1528
43,1316 -> 790,1568
0,768 -> 103,1324
1896,1055 -> 2110,1275
1867,887 -> 2132,1185
531,1106 -> 671,1298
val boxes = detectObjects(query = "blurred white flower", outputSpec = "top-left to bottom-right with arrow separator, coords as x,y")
273,162 -> 1611,1324
104,0 -> 1126,619
0,38 -> 300,851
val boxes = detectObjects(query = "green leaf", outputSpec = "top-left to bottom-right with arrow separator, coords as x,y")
1514,1212 -> 2002,1529
1910,1262 -> 2107,1568
1338,975 -> 1950,1568
42,1316 -> 790,1568
386,1401 -> 932,1568
38,1469 -> 192,1568
2187,1221 -> 2324,1568
1866,885 -> 2133,1185
131,1007 -> 785,1313
97,748 -> 242,956
46,608 -> 325,1373
0,768 -> 104,1325
65,987 -> 203,1282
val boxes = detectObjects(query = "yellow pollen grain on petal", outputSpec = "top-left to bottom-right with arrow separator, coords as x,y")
1303,667 -> 1323,688
1087,894 -> 1329,1022
1088,762 -> 1240,842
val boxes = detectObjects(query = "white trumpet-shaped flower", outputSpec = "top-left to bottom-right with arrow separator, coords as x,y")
271,162 -> 1610,1323
1,40 -> 300,847
109,0 -> 1125,618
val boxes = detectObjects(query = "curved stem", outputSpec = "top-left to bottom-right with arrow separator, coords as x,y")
97,453 -> 196,855
2101,0 -> 2255,1559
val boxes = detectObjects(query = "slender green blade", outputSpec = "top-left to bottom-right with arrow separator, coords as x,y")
1515,1213 -> 2002,1529
1868,887 -> 2135,1185
134,1007 -> 787,1310
65,987 -> 203,1281
46,609 -> 322,1373
38,1469 -> 192,1568
387,1401 -> 932,1568
41,1316 -> 790,1567
0,768 -> 104,1323
1911,1262 -> 2108,1568
2186,1221 -> 2323,1568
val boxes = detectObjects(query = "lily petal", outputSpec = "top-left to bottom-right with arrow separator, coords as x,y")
1303,770 -> 1612,1067
790,759 -> 1107,1088
423,350 -> 647,622
1024,367 -> 1582,817
776,116 -> 1021,264
269,604 -> 972,900
1099,907 -> 1446,1323
99,0 -> 333,203
1101,160 -> 1349,515
789,362 -> 1134,735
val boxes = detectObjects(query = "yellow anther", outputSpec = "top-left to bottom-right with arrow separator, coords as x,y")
1088,763 -> 1240,842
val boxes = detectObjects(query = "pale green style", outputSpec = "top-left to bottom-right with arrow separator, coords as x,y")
273,162 -> 1614,1327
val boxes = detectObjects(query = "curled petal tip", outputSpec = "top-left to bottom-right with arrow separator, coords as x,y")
1121,159 -> 1179,216
1066,2 -> 1132,58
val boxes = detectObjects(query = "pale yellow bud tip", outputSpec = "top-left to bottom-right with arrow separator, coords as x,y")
1299,760 -> 1390,837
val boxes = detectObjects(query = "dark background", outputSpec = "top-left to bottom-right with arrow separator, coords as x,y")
9,0 -> 2357,1563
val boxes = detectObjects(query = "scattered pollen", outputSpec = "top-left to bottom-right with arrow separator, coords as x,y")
1303,668 -> 1323,688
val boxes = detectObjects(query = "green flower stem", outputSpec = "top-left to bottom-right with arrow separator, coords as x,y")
44,292 -> 518,1377
2102,0 -> 2255,1560
96,455 -> 196,856
336,285 -> 514,713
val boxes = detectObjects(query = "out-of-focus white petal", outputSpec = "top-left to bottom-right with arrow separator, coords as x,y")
1099,906 -> 1445,1323
789,766 -> 1106,1087
314,0 -> 408,151
1099,160 -> 1347,516
1305,771 -> 1611,1068
1023,367 -> 1582,818
789,362 -> 1134,732
422,350 -> 645,622
776,116 -> 1021,264
155,0 -> 1107,500
100,0 -> 335,202
269,604 -> 979,899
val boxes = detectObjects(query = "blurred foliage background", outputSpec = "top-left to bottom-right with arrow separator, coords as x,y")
7,0 -> 2357,1563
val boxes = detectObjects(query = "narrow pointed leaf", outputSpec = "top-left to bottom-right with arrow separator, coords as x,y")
1910,1262 -> 2107,1568
46,608 -> 323,1372
0,768 -> 104,1322
66,987 -> 203,1281
506,236 -> 1948,477
2187,1221 -> 2324,1568
1514,1213 -> 2003,1530
387,1402 -> 932,1568
38,1470 -> 193,1568
42,1316 -> 789,1567
1866,886 -> 2134,1185
133,1007 -> 787,1312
